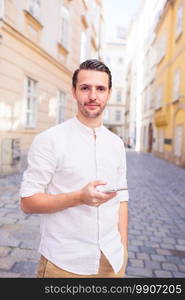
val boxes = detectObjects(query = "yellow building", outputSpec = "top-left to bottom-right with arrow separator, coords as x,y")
0,0 -> 103,175
154,0 -> 185,167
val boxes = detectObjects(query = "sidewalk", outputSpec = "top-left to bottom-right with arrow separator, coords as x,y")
0,173 -> 40,277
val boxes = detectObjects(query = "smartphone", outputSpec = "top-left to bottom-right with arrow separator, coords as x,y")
98,187 -> 128,194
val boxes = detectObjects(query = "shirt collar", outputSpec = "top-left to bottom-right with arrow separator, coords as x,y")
72,116 -> 104,136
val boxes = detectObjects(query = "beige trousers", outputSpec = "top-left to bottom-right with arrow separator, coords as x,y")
37,251 -> 128,278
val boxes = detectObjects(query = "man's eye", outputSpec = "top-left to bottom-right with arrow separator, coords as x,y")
81,86 -> 89,91
97,87 -> 106,91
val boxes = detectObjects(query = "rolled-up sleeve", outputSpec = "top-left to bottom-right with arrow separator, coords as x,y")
116,142 -> 129,202
20,131 -> 57,197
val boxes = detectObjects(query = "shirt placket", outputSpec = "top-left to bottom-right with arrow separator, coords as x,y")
92,129 -> 100,252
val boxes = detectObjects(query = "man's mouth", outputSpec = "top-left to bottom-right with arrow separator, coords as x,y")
85,103 -> 99,109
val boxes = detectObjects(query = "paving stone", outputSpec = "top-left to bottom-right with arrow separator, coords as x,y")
126,266 -> 153,278
161,262 -> 178,272
10,248 -> 40,260
11,261 -> 37,276
144,260 -> 161,270
140,246 -> 156,255
0,271 -> 21,278
150,236 -> 162,243
160,243 -> 177,250
130,240 -> 144,246
178,265 -> 185,272
177,239 -> 185,245
137,235 -> 148,241
170,249 -> 185,257
154,231 -> 168,238
166,255 -> 181,264
137,253 -> 150,261
151,254 -> 166,262
129,229 -> 142,235
0,246 -> 11,257
172,272 -> 185,277
0,257 -> 16,270
175,245 -> 185,252
0,236 -> 20,247
0,217 -> 18,225
19,240 -> 40,250
128,251 -> 136,259
144,241 -> 160,248
154,270 -> 172,277
129,259 -> 144,268
163,237 -> 176,244
156,248 -> 171,256
128,245 -> 140,252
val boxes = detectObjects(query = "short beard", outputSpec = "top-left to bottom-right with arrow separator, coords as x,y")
78,103 -> 106,118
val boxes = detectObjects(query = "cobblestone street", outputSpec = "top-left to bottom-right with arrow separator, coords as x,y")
0,151 -> 185,278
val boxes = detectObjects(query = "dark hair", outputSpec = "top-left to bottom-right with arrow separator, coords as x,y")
72,59 -> 112,89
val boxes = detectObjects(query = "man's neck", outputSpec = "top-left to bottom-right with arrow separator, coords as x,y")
76,114 -> 102,129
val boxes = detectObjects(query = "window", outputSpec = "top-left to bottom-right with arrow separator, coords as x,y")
118,57 -> 123,64
24,77 -> 37,128
146,86 -> 150,110
0,0 -> 4,18
158,129 -> 164,153
92,0 -> 100,35
28,0 -> 40,19
176,4 -> 183,39
150,85 -> 155,109
57,91 -> 66,123
103,109 -> 109,122
156,32 -> 167,64
106,57 -> 111,65
80,30 -> 89,62
115,110 -> 121,122
173,69 -> 180,101
174,125 -> 183,157
59,6 -> 69,49
155,85 -> 163,109
116,90 -> 122,103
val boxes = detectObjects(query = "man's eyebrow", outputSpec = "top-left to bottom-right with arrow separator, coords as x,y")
79,84 -> 106,87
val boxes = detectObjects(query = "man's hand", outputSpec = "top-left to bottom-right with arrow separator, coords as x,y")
80,180 -> 117,207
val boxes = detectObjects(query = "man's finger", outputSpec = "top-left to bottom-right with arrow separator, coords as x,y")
91,180 -> 107,187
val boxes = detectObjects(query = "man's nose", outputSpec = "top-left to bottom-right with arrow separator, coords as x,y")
89,88 -> 97,100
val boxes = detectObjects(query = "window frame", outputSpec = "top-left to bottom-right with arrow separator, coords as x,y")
115,110 -> 122,122
59,5 -> 69,49
0,0 -> 4,18
174,125 -> 183,157
24,77 -> 37,129
173,69 -> 181,102
155,84 -> 163,110
57,90 -> 66,124
176,3 -> 184,40
28,0 -> 41,20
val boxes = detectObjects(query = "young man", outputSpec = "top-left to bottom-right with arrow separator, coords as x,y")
20,59 -> 129,278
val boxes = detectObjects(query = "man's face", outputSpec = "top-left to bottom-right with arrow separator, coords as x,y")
72,70 -> 111,119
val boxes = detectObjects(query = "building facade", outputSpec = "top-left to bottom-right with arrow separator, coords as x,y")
103,38 -> 126,139
154,0 -> 185,167
0,0 -> 103,175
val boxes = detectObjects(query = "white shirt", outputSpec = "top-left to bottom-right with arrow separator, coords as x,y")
20,117 -> 129,275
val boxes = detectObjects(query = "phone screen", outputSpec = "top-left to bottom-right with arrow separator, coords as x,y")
98,187 -> 128,193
